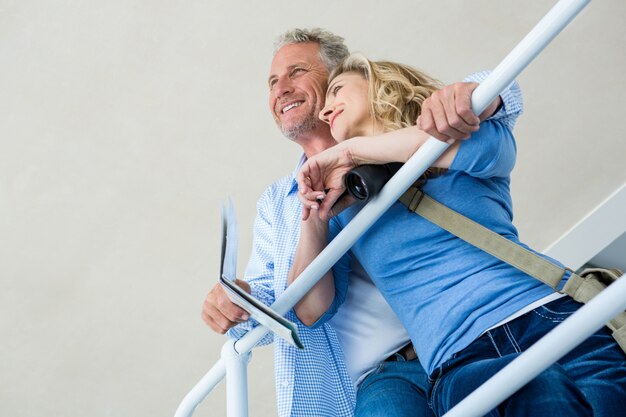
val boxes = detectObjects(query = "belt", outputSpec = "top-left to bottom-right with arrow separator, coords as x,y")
385,342 -> 417,362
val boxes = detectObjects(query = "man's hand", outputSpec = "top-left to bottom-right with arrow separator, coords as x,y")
201,279 -> 251,334
417,82 -> 500,142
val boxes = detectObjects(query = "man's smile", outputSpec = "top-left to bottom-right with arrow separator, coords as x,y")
281,100 -> 304,114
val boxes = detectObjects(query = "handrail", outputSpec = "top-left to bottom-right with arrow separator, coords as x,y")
174,1 -> 596,416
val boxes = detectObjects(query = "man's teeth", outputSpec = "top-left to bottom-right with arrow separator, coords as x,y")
282,102 -> 302,113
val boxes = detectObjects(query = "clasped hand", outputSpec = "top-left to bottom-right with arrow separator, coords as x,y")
297,142 -> 358,222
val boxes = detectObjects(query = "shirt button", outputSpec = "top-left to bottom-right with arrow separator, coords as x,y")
281,380 -> 290,387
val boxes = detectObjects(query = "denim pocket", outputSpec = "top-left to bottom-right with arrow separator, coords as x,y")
532,297 -> 579,323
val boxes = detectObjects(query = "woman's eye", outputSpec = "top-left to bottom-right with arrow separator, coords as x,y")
332,85 -> 342,94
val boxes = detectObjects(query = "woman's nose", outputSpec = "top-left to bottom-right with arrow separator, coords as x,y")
319,105 -> 333,123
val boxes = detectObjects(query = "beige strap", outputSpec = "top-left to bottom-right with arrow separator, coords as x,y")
565,269 -> 626,320
612,324 -> 626,353
399,187 -> 568,291
561,271 -> 626,322
563,273 -> 605,304
609,312 -> 626,331
399,187 -> 626,353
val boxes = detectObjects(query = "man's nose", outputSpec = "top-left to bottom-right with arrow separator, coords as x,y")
274,77 -> 293,98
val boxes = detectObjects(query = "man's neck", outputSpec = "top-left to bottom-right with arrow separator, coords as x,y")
297,128 -> 336,159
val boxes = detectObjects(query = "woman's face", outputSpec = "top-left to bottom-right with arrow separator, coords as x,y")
318,72 -> 381,142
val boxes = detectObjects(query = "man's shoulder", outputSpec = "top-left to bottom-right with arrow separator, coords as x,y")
258,172 -> 297,203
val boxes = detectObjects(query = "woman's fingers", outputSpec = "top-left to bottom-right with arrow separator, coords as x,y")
298,189 -> 326,220
319,188 -> 345,220
297,169 -> 312,194
297,146 -> 357,220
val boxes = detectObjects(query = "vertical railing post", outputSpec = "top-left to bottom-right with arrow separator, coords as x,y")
222,339 -> 252,417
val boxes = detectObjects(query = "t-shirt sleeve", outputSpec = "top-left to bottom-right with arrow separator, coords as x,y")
450,119 -> 517,179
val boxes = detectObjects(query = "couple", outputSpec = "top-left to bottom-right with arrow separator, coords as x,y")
201,28 -> 625,416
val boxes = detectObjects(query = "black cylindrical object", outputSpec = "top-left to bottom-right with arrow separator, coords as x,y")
344,163 -> 403,202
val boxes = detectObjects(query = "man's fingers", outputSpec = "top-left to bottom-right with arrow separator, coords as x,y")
419,108 -> 446,141
202,302 -> 238,333
214,290 -> 249,322
453,83 -> 480,127
201,285 -> 250,333
419,101 -> 458,141
419,83 -> 482,142
432,90 -> 472,140
454,101 -> 479,129
202,310 -> 234,334
443,88 -> 477,136
432,110 -> 467,142
235,279 -> 251,294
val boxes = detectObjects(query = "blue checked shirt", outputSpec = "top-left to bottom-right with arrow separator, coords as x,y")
228,71 -> 523,417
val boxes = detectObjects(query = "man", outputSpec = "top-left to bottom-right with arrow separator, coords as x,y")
202,28 -> 522,416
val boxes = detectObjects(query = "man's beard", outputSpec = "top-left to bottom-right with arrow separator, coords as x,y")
279,107 -> 319,141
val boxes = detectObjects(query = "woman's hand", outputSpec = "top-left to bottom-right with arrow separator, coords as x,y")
298,143 -> 358,221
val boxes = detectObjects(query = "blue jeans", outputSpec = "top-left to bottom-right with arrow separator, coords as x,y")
429,297 -> 626,417
355,355 -> 435,417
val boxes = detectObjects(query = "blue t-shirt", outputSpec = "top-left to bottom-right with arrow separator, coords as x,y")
321,120 -> 566,375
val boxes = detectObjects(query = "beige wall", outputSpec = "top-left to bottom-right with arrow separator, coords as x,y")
1,1 -> 624,416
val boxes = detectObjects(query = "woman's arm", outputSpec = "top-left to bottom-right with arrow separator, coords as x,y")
287,213 -> 336,326
340,125 -> 460,168
298,126 -> 460,220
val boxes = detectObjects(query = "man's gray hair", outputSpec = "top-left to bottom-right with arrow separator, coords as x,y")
274,28 -> 350,72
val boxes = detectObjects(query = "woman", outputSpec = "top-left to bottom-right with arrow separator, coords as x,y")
289,54 -> 626,416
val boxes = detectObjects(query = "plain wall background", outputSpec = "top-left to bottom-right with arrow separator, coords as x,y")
1,1 -> 625,416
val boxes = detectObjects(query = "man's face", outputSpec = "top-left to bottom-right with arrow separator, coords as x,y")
268,42 -> 329,141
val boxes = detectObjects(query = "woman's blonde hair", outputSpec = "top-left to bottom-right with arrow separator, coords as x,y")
328,54 -> 442,132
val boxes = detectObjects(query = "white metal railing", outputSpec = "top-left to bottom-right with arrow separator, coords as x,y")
172,1 -> 626,416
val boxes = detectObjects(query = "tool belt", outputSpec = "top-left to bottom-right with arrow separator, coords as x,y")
399,186 -> 626,354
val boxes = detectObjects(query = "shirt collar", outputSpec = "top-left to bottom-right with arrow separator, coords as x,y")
286,153 -> 307,197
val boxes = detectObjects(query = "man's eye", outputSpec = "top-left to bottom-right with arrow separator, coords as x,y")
291,67 -> 306,76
